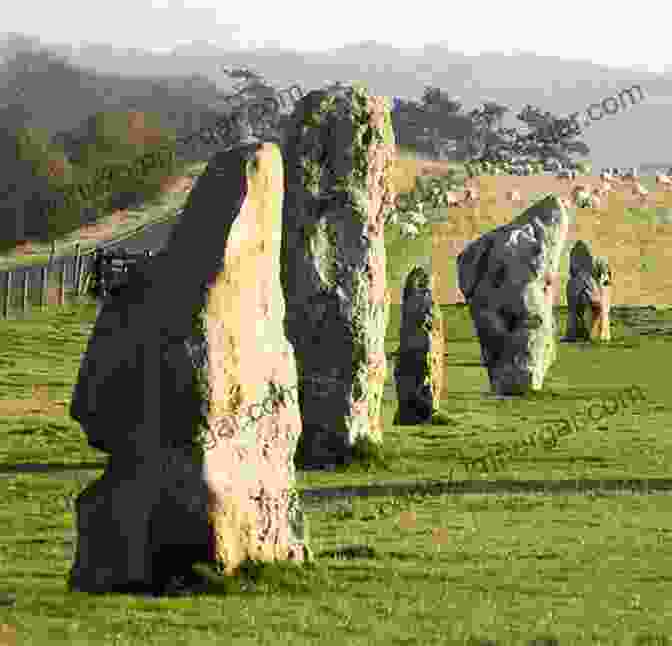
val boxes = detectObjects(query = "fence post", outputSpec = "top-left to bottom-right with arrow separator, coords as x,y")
79,254 -> 91,297
3,271 -> 12,319
40,265 -> 47,309
59,262 -> 65,307
21,270 -> 29,315
74,243 -> 81,296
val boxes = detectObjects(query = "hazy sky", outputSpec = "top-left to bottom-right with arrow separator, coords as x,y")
4,0 -> 671,73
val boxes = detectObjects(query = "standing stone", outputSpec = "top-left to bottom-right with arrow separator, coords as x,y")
281,83 -> 396,468
565,241 -> 613,342
68,142 -> 311,594
457,194 -> 569,395
393,267 -> 444,425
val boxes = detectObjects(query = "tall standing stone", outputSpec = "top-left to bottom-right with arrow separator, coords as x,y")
457,194 -> 569,395
565,241 -> 612,342
393,266 -> 444,425
68,142 -> 311,594
281,83 -> 396,468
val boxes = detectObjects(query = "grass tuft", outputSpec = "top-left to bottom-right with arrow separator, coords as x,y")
189,557 -> 334,597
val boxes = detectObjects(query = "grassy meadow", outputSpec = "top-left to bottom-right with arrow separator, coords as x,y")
1,149 -> 671,645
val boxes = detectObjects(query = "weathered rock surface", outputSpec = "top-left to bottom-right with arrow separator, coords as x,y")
457,194 -> 569,395
281,84 -> 396,468
393,266 -> 444,425
565,240 -> 612,342
68,142 -> 311,594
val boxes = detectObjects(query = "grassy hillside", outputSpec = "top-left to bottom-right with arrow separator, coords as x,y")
430,172 -> 672,307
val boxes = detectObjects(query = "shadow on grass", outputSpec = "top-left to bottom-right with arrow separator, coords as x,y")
0,462 -> 105,475
162,543 -> 383,598
178,555 -> 338,598
335,435 -> 391,473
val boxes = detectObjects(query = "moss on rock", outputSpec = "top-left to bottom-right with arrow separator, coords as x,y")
283,84 -> 393,467
185,289 -> 212,461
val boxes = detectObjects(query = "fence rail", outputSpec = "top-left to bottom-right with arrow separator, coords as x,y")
0,204 -> 183,320
0,243 -> 96,319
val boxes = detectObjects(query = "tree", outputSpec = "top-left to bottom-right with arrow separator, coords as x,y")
0,47 -> 71,115
481,101 -> 509,131
422,86 -> 463,114
0,126 -> 63,245
414,87 -> 469,159
463,102 -> 591,168
14,126 -> 53,172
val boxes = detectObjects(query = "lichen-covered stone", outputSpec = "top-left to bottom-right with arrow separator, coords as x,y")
281,83 -> 395,468
68,142 -> 310,593
393,267 -> 444,425
565,241 -> 612,342
457,194 -> 569,395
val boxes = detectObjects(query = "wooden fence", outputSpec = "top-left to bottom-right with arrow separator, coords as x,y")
0,243 -> 95,319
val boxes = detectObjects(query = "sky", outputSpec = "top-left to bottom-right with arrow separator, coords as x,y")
3,0 -> 671,74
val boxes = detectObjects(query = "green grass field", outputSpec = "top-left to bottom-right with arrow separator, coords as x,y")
1,156 -> 671,645
3,479 -> 672,645
1,301 -> 670,644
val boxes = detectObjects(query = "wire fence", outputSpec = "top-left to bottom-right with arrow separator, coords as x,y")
0,85 -> 301,320
0,201 -> 186,320
0,242 -> 94,318
0,82 -> 312,321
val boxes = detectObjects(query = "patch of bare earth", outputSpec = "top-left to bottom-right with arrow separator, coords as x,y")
75,209 -> 133,241
0,384 -> 66,417
11,240 -> 36,256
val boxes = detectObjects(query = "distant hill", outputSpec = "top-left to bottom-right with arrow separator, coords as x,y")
1,31 -> 671,170
0,48 -> 239,154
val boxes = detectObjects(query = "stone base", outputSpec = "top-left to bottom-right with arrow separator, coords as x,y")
295,422 -> 354,470
590,288 -> 611,341
565,303 -> 611,342
68,447 -> 312,593
68,449 -> 210,594
393,351 -> 434,426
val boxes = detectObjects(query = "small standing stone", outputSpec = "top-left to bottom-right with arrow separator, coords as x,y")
565,241 -> 612,342
393,267 -> 445,425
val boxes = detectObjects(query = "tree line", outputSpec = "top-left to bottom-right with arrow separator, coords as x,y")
392,85 -> 591,167
0,110 -> 189,253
